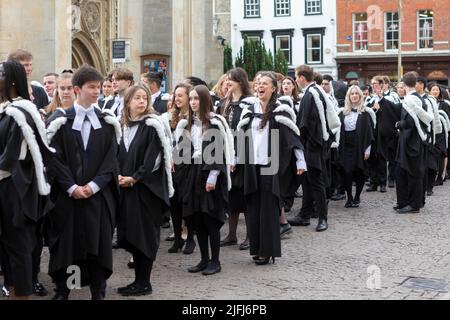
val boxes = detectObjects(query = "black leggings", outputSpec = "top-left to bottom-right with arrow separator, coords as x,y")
343,169 -> 365,202
170,197 -> 194,242
192,213 -> 221,263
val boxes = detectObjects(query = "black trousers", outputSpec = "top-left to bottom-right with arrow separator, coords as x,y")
53,258 -> 109,299
0,178 -> 36,296
369,155 -> 387,186
425,168 -> 437,193
192,213 -> 222,263
32,219 -> 44,283
300,167 -> 328,220
396,167 -> 423,210
388,161 -> 396,182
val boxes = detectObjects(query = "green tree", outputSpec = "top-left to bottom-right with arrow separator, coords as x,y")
274,50 -> 289,75
223,44 -> 233,73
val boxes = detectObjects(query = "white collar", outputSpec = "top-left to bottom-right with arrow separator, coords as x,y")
152,91 -> 161,101
73,103 -> 102,131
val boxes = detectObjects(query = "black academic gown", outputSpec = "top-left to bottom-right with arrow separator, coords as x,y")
0,103 -> 52,227
153,93 -> 168,114
117,120 -> 170,260
396,107 -> 427,179
175,119 -> 228,224
376,98 -> 402,162
216,97 -> 252,213
297,86 -> 332,184
45,107 -> 119,285
240,107 -> 303,257
338,111 -> 374,175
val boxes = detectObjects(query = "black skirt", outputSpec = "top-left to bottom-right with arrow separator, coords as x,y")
343,130 -> 357,173
228,165 -> 246,213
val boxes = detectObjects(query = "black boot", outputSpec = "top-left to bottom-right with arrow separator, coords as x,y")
168,238 -> 185,253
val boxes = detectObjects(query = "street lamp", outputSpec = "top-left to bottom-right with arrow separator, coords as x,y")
398,0 -> 403,81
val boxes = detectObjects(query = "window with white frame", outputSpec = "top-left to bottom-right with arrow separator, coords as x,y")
305,0 -> 322,15
353,13 -> 368,51
275,0 -> 290,17
244,0 -> 260,18
418,10 -> 433,49
276,35 -> 291,64
385,12 -> 399,50
307,34 -> 322,64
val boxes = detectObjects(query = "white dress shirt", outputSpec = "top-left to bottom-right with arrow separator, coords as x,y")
251,101 -> 307,170
123,121 -> 162,171
190,116 -> 220,185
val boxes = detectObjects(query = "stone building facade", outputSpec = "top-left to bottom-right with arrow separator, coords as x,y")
0,0 -> 230,91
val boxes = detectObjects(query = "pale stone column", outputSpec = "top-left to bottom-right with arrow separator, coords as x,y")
54,0 -> 72,73
172,0 -> 192,86
190,0 -> 206,82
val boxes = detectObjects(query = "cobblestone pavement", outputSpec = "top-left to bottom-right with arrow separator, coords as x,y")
5,183 -> 450,300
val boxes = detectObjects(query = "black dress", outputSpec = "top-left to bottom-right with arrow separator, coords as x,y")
117,116 -> 172,261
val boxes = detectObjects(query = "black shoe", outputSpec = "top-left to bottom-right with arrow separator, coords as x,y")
280,223 -> 293,238
388,180 -> 395,188
427,190 -> 434,196
220,238 -> 237,247
202,261 -> 222,275
112,240 -> 120,249
91,291 -> 106,300
434,179 -> 443,186
366,185 -> 378,192
33,282 -> 48,297
117,282 -> 136,293
168,238 -> 185,253
396,205 -> 419,214
331,193 -> 346,201
379,185 -> 387,193
52,293 -> 69,300
254,256 -> 275,266
127,257 -> 135,269
161,221 -> 170,229
316,219 -> 328,232
120,283 -> 152,297
183,239 -> 196,255
188,260 -> 209,273
239,239 -> 250,250
352,199 -> 360,208
165,234 -> 175,241
1,286 -> 9,297
288,215 -> 310,226
344,200 -> 354,208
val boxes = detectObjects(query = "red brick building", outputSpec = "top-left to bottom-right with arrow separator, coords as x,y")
336,0 -> 450,85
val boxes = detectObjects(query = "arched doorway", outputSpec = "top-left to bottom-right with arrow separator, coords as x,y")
72,31 -> 107,75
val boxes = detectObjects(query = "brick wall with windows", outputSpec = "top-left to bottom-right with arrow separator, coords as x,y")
336,0 -> 450,53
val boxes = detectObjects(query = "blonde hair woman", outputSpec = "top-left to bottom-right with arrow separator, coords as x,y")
337,85 -> 376,208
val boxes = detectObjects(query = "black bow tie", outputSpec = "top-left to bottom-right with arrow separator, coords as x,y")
128,120 -> 141,127
254,113 -> 264,119
351,109 -> 358,113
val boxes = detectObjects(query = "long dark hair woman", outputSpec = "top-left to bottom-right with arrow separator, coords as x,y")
166,83 -> 197,255
237,72 -> 305,265
217,67 -> 254,251
337,85 -> 375,208
0,61 -> 53,299
117,85 -> 173,296
429,82 -> 450,185
174,84 -> 232,275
